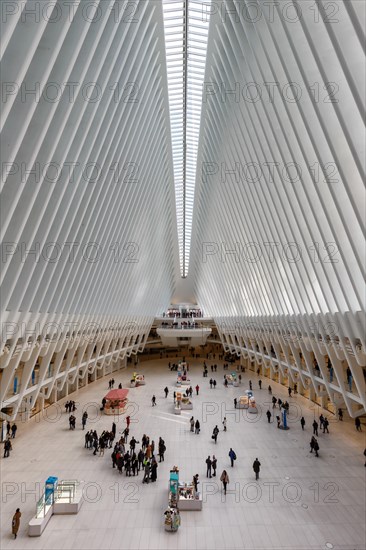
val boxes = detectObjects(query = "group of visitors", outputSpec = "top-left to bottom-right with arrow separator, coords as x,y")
84,428 -> 115,454
189,417 -> 201,434
65,400 -> 76,413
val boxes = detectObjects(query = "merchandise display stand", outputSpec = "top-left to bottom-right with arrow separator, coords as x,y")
164,468 -> 181,531
178,482 -> 202,511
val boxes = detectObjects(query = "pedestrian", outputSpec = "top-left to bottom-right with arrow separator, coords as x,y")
220,470 -> 229,494
355,418 -> 362,431
209,378 -> 213,388
228,448 -> 236,467
10,424 -> 17,439
142,460 -> 150,483
272,396 -> 277,408
276,415 -> 280,428
294,383 -> 297,394
268,385 -> 272,394
323,417 -> 329,433
238,374 -> 242,384
222,417 -> 227,431
212,425 -> 219,443
312,420 -> 319,436
82,411 -> 88,430
190,416 -> 195,432
258,380 -> 262,389
195,384 -> 199,395
224,378 -> 228,388
118,382 -> 122,389
164,387 -> 169,398
126,416 -> 131,428
338,408 -> 343,421
249,380 -> 252,391
150,457 -> 158,482
300,417 -> 305,430
12,508 -> 21,539
234,397 -> 237,409
213,380 -> 217,389
319,414 -> 324,430
112,422 -> 116,437
253,458 -> 261,480
310,436 -> 319,456
195,420 -> 200,434
3,438 -> 12,458
206,456 -> 212,478
152,395 -> 156,406
266,410 -> 271,423
212,455 -> 217,477
193,474 -> 199,492
288,387 -> 292,397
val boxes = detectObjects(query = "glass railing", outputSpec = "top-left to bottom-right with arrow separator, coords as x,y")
35,493 -> 53,519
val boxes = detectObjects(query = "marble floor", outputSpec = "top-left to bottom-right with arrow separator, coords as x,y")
1,358 -> 365,550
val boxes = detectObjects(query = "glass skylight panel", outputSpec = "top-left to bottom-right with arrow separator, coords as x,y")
163,0 -> 212,277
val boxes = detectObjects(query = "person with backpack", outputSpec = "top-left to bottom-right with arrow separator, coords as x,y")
228,448 -> 236,467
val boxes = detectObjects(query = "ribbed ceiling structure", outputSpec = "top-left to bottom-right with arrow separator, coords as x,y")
0,0 -> 365,421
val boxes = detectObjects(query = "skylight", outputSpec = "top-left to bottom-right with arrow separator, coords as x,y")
163,0 -> 212,278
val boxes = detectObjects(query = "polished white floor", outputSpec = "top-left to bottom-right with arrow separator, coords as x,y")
1,358 -> 365,550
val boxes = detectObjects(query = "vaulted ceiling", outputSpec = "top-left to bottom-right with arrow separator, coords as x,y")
0,1 -> 365,418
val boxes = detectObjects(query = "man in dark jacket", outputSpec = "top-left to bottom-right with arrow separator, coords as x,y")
253,458 -> 261,480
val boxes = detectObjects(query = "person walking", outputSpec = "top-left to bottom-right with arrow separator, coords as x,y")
212,455 -> 217,477
10,424 -> 17,438
151,395 -> 156,406
6,421 -> 11,436
300,417 -> 306,430
258,380 -> 262,389
312,420 -> 319,436
164,387 -> 169,398
234,397 -> 237,409
268,385 -> 272,394
3,438 -> 12,458
220,470 -> 229,495
323,417 -> 329,433
12,509 -> 21,539
272,396 -> 277,408
195,384 -> 199,395
212,425 -> 219,443
288,387 -> 292,397
126,416 -> 131,429
253,458 -> 261,480
209,378 -> 213,389
222,417 -> 227,432
266,410 -> 272,423
338,408 -> 343,421
195,420 -> 200,434
228,448 -> 236,467
355,417 -> 362,431
249,380 -> 252,391
213,380 -> 217,389
82,411 -> 88,430
206,455 -> 212,478
313,439 -> 319,457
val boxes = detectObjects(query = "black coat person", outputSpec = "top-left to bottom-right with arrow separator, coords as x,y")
266,410 -> 272,423
253,458 -> 261,480
212,426 -> 219,443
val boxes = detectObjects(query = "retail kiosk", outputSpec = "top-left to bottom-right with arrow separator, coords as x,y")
130,372 -> 146,387
103,389 -> 129,415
